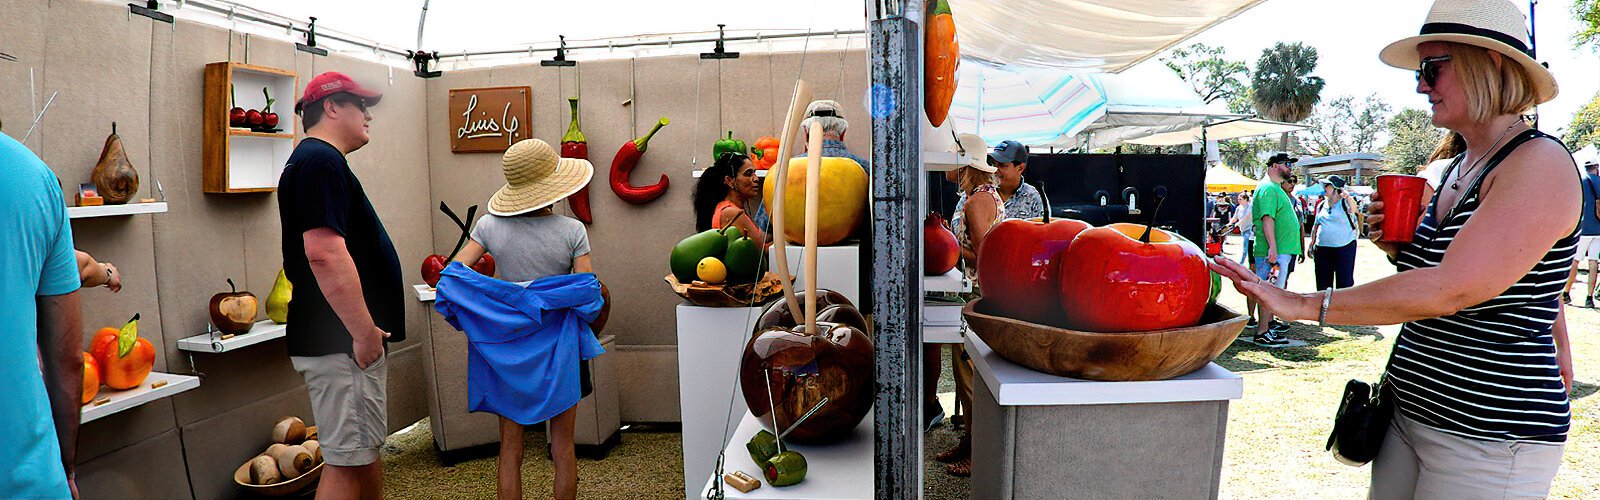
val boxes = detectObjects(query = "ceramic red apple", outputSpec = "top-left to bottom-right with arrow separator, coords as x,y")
1058,223 -> 1209,332
924,213 -> 960,276
740,290 -> 874,445
976,217 -> 1091,325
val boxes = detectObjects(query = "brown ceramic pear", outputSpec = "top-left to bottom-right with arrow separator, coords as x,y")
740,290 -> 874,445
91,122 -> 139,205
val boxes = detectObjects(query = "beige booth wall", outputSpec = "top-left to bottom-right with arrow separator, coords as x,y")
1,1 -> 431,498
422,49 -> 871,427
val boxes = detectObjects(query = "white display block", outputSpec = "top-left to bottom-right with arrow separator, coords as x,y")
924,324 -> 965,344
176,320 -> 286,353
702,411 -> 874,500
767,244 -> 860,306
923,268 -> 971,293
967,334 -> 1243,407
68,202 -> 168,219
81,372 -> 200,423
414,284 -> 436,302
676,304 -> 765,500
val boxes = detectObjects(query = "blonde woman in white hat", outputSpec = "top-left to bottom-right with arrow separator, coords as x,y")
450,138 -> 598,500
928,133 -> 1004,478
1212,0 -> 1578,497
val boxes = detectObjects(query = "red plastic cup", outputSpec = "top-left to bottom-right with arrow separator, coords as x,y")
1376,174 -> 1427,243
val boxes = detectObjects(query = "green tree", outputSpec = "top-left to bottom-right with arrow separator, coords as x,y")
1576,0 -> 1600,49
1251,42 -> 1326,149
1219,137 -> 1277,178
1562,91 -> 1600,152
1161,43 -> 1250,105
1381,108 -> 1444,174
1305,94 -> 1391,156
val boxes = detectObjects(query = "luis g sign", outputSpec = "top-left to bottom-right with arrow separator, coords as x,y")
448,86 -> 530,153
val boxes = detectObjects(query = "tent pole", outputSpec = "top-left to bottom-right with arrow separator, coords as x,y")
868,0 -> 922,498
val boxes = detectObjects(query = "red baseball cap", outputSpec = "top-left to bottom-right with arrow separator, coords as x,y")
295,71 -> 383,113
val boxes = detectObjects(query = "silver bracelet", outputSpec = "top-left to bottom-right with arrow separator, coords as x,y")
1318,288 -> 1333,327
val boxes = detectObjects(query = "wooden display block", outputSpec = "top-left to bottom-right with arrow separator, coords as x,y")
202,62 -> 298,193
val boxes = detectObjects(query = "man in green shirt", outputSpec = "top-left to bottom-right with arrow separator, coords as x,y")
1249,153 -> 1303,346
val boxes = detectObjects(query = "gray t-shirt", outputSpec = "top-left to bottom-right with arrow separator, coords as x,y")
470,213 -> 591,282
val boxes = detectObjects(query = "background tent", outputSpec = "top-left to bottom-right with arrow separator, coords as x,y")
1206,164 -> 1258,193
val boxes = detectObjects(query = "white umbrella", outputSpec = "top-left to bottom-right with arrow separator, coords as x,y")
947,63 -> 1108,147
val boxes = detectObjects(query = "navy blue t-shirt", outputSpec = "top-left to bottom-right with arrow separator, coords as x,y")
1580,172 -> 1600,236
278,138 -> 405,357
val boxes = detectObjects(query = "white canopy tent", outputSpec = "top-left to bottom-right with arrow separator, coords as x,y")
1127,117 -> 1306,146
954,0 -> 1268,73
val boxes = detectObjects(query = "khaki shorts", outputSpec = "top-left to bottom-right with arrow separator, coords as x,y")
291,353 -> 388,466
1370,414 -> 1564,500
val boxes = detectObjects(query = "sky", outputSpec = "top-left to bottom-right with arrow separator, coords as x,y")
217,0 -> 1597,131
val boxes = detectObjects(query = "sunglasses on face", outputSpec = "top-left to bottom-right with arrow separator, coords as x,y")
1415,55 -> 1452,88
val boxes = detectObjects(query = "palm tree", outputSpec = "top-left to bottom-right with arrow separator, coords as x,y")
1251,42 -> 1326,151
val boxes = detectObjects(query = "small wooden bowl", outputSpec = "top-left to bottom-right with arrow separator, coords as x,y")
664,272 -> 787,308
963,298 -> 1246,381
233,460 -> 323,497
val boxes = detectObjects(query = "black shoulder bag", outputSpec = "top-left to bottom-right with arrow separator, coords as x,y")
1326,358 -> 1394,466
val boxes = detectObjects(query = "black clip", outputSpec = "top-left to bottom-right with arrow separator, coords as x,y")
129,1 -> 174,23
700,24 -> 740,60
409,50 -> 442,78
541,35 -> 577,67
296,17 -> 329,56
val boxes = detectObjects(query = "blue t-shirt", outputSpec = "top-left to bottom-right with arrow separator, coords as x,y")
0,133 -> 79,499
1315,197 -> 1359,248
1580,173 -> 1600,236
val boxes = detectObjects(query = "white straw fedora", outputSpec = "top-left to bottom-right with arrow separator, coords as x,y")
1379,0 -> 1557,104
951,133 -> 996,173
488,139 -> 594,216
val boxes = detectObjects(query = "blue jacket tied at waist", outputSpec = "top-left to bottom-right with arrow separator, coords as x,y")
433,262 -> 605,424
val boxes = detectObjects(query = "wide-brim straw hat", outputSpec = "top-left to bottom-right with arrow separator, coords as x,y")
488,139 -> 594,216
951,133 -> 997,173
1379,0 -> 1556,104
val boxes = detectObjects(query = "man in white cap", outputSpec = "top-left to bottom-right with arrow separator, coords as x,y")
797,100 -> 868,169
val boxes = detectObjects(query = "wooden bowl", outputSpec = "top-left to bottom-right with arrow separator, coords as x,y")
963,298 -> 1246,381
233,460 -> 323,497
664,272 -> 787,308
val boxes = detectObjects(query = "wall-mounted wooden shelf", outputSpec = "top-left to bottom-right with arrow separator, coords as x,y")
68,202 -> 168,219
81,372 -> 201,423
176,320 -> 287,353
414,284 -> 436,302
203,62 -> 298,194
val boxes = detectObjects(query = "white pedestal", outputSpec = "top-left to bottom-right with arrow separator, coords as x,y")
768,245 -> 861,306
701,411 -> 874,500
676,304 -> 765,500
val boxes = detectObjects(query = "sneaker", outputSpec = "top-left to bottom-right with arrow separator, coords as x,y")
1246,319 -> 1259,330
1254,332 -> 1290,346
1270,319 -> 1291,334
1563,292 -> 1573,304
1588,297 -> 1596,309
924,407 -> 946,432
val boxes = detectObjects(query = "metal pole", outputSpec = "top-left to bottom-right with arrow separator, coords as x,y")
867,0 -> 921,498
1528,0 -> 1540,130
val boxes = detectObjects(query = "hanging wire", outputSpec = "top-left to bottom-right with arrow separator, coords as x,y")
693,59 -> 703,170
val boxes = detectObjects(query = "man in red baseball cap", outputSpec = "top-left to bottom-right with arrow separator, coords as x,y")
278,71 -> 399,500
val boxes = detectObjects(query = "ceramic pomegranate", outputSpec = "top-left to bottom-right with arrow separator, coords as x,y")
924,213 -> 960,276
740,290 -> 874,445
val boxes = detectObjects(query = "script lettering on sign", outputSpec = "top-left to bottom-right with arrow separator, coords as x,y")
448,86 -> 532,153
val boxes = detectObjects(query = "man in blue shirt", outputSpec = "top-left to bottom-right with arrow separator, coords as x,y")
1564,160 -> 1600,307
795,100 -> 868,169
0,133 -> 84,498
990,140 -> 1045,220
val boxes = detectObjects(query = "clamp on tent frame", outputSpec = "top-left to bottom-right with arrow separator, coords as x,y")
540,35 -> 577,67
700,24 -> 740,60
409,49 -> 442,78
296,16 -> 329,56
129,0 -> 174,23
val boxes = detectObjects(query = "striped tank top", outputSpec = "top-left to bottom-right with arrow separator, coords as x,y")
1388,130 -> 1574,443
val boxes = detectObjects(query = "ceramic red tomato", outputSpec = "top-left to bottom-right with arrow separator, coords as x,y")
1057,223 -> 1209,332
976,218 -> 1090,325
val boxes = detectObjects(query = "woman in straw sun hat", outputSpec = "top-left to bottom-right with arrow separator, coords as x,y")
1212,0 -> 1579,497
448,138 -> 602,500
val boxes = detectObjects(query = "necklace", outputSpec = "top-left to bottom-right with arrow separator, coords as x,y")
1451,121 -> 1525,190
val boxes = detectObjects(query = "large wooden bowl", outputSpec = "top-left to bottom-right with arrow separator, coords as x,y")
665,272 -> 787,308
963,298 -> 1246,381
233,460 -> 323,497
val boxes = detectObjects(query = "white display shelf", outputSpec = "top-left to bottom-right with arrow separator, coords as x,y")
415,284 -> 436,302
691,169 -> 768,178
967,334 -> 1244,407
677,304 -> 765,499
924,268 -> 971,293
176,320 -> 285,353
68,202 -> 168,219
923,150 -> 973,172
924,324 -> 965,344
81,372 -> 200,423
702,410 -> 873,499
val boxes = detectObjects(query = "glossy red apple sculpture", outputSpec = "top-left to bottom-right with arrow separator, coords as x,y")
740,290 -> 874,445
976,217 -> 1091,325
924,213 -> 960,276
1058,223 -> 1209,332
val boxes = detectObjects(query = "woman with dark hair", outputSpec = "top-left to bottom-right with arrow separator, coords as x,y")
1214,0 -> 1576,496
692,152 -> 767,247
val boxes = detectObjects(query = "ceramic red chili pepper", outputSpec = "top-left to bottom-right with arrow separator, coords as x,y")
610,117 -> 670,204
561,98 -> 593,223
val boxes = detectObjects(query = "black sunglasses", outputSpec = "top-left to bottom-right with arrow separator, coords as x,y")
1415,55 -> 1452,87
